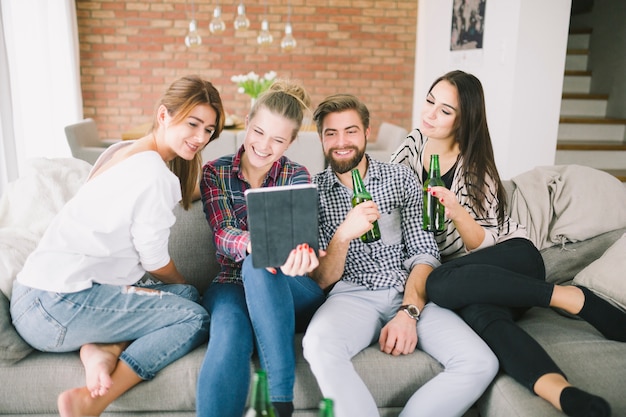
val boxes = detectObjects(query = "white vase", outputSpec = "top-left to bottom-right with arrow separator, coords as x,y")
250,97 -> 256,109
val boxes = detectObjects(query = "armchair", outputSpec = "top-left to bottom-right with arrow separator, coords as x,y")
64,118 -> 121,165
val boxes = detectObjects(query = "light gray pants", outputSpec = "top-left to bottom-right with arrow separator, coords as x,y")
302,281 -> 498,417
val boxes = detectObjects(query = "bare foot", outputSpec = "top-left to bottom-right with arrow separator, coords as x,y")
59,353 -> 140,417
79,344 -> 119,398
58,387 -> 97,417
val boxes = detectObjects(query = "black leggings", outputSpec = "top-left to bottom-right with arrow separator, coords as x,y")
426,237 -> 565,392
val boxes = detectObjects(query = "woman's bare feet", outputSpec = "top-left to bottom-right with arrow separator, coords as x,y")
79,343 -> 122,398
58,387 -> 97,417
57,359 -> 142,417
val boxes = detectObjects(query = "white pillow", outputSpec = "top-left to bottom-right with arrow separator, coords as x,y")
573,233 -> 626,311
0,158 -> 91,298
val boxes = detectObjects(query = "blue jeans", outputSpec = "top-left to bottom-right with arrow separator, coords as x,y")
10,281 -> 209,380
196,256 -> 325,417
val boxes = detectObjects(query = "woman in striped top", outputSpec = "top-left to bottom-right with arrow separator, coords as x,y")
391,70 -> 624,417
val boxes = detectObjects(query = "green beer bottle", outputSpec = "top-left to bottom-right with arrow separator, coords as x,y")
318,398 -> 335,417
422,154 -> 446,232
351,169 -> 381,243
244,370 -> 276,417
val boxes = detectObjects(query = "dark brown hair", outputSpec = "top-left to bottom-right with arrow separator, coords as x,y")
430,70 -> 507,224
313,93 -> 370,137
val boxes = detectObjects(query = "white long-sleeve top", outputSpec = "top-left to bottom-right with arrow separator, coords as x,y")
17,142 -> 181,293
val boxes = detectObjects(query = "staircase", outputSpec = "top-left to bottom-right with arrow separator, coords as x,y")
555,28 -> 626,182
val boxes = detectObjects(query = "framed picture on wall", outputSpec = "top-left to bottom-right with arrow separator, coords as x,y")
450,0 -> 487,50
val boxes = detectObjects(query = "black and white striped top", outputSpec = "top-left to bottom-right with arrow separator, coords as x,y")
390,128 -> 527,262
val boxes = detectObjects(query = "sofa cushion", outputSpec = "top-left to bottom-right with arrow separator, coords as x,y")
573,232 -> 626,310
479,307 -> 626,417
168,201 -> 220,295
479,373 -> 565,417
0,334 -> 445,416
0,348 -> 202,415
540,227 -> 626,285
0,291 -> 34,364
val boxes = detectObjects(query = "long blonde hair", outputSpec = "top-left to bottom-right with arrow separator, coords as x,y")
153,75 -> 224,209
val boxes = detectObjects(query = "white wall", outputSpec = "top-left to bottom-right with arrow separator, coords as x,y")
587,1 -> 626,119
413,0 -> 571,180
1,1 -> 81,181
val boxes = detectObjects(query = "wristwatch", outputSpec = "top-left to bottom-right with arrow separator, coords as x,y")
398,304 -> 421,321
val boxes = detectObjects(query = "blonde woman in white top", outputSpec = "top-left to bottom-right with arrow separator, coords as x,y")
10,75 -> 224,417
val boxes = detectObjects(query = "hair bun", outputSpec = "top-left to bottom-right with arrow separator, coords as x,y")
269,79 -> 311,109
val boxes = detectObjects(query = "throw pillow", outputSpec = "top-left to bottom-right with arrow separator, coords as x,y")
573,233 -> 626,311
0,291 -> 34,364
511,165 -> 626,250
0,157 -> 91,298
541,227 -> 626,285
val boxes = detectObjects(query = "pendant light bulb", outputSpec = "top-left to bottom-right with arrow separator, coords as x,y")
257,19 -> 273,47
209,6 -> 226,34
185,19 -> 202,48
234,3 -> 250,31
281,22 -> 296,52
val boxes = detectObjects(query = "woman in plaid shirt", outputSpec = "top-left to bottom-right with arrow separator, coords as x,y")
197,80 -> 326,417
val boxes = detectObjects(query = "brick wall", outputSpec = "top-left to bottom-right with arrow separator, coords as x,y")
76,0 -> 417,141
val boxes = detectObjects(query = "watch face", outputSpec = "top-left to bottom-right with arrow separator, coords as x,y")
406,305 -> 420,316
403,304 -> 420,319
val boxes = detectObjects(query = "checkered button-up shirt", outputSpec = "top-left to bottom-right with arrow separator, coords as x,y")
313,156 -> 441,290
200,145 -> 311,284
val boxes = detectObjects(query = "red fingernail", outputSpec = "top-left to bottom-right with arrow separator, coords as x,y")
269,268 -> 277,274
303,243 -> 309,250
441,198 -> 444,203
309,247 -> 314,253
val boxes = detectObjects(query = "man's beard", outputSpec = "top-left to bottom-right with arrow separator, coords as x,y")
326,145 -> 366,174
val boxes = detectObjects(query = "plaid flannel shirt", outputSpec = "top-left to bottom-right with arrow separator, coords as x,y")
200,145 -> 310,284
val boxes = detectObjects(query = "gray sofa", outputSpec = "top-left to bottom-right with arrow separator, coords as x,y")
1,157 -> 625,416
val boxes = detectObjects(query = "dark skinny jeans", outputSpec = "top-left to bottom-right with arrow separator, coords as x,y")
426,237 -> 565,392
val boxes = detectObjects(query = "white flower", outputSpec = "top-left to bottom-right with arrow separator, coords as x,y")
231,71 -> 277,99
